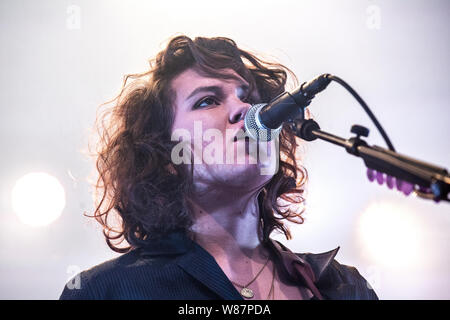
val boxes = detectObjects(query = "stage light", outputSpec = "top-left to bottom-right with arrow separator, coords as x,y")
357,201 -> 423,269
11,172 -> 66,227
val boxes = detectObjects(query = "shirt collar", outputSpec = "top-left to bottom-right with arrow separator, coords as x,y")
139,231 -> 339,294
268,238 -> 340,282
139,230 -> 194,257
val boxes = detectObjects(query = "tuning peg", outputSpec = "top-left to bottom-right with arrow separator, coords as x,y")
386,175 -> 395,189
367,168 -> 375,182
367,169 -> 416,196
418,186 -> 431,193
396,179 -> 414,195
376,171 -> 384,185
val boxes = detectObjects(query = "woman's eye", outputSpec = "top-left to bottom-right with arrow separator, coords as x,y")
241,94 -> 254,104
241,95 -> 250,103
194,97 -> 219,109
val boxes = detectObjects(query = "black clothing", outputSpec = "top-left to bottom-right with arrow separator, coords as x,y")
59,231 -> 378,300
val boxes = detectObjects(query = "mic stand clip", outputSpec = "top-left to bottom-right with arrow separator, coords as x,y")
288,118 -> 450,203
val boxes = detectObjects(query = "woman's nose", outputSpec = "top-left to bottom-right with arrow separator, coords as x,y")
229,104 -> 250,124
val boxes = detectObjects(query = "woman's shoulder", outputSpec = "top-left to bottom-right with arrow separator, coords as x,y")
59,248 -> 174,300
58,249 -> 134,299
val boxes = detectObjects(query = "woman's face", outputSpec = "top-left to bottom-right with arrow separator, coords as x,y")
170,67 -> 278,193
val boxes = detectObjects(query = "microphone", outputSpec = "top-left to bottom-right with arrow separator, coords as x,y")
244,74 -> 331,141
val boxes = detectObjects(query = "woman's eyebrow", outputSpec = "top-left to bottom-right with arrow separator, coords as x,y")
185,83 -> 250,101
186,86 -> 223,101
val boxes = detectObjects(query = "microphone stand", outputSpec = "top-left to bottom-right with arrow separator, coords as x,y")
288,118 -> 450,203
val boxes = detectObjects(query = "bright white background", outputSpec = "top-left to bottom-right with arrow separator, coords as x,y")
0,0 -> 449,299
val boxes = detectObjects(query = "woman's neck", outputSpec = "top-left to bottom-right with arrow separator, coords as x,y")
188,187 -> 270,273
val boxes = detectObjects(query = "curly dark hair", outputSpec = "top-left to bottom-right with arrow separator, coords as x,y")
87,35 -> 308,253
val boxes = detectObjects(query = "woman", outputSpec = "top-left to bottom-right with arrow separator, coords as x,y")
60,35 -> 378,300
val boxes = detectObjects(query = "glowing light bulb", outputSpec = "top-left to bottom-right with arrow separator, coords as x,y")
12,172 -> 66,227
358,201 -> 423,269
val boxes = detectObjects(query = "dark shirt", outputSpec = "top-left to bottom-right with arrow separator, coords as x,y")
59,231 -> 378,300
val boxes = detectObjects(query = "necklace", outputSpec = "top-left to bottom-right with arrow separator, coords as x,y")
230,257 -> 270,299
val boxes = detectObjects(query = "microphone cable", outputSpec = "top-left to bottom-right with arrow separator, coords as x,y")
325,74 -> 396,152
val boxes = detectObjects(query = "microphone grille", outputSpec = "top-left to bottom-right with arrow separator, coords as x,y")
244,103 -> 282,142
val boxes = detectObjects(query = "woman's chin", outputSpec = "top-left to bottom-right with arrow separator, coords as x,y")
199,163 -> 273,188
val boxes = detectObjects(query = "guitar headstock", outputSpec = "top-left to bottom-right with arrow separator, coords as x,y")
366,168 -> 438,202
